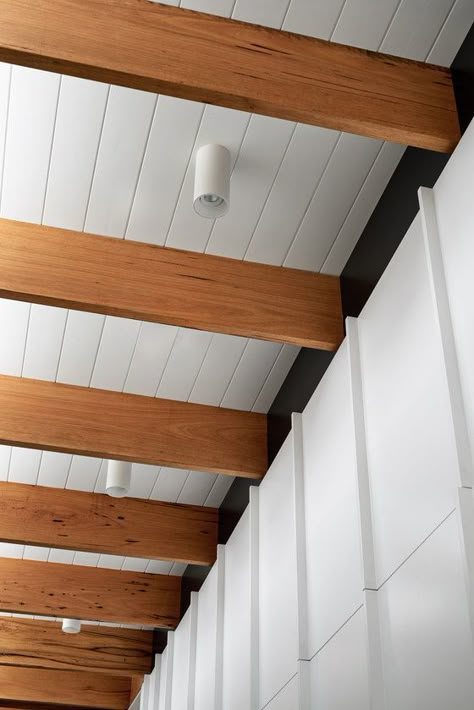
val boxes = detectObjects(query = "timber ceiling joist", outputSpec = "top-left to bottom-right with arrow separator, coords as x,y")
0,218 -> 344,351
0,0 -> 460,151
0,616 -> 153,676
0,481 -> 218,566
0,374 -> 267,478
0,556 -> 181,627
0,666 -> 131,709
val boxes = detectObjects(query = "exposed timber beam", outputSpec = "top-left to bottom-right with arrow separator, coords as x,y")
0,375 -> 267,478
0,557 -> 181,627
0,616 -> 153,677
0,0 -> 460,151
0,481 -> 218,566
129,677 -> 143,705
0,219 -> 343,351
0,666 -> 130,710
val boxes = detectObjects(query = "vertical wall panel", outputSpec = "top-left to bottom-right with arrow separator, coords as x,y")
301,340 -> 364,657
433,120 -> 474,482
378,512 -> 474,710
307,608 -> 370,710
158,633 -> 174,710
171,594 -> 198,710
357,214 -> 459,587
258,434 -> 298,708
194,548 -> 224,710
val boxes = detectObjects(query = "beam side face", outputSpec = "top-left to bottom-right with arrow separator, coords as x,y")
0,0 -> 460,151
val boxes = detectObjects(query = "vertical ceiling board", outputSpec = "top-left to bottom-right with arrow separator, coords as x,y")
283,0 -> 346,37
126,96 -> 204,245
0,66 -> 59,221
90,316 -> 141,390
84,85 -> 157,238
188,334 -> 248,407
98,554 -> 126,570
37,450 -> 73,488
123,323 -> 178,397
0,445 -> 10,480
322,142 -> 406,275
56,310 -> 106,386
428,0 -> 474,65
73,551 -> 101,567
284,134 -> 383,271
331,0 -> 401,49
164,105 -> 250,252
380,0 -> 455,60
66,455 -> 102,492
22,305 -> 67,381
150,468 -> 191,504
181,0 -> 235,15
221,340 -> 283,411
42,75 -> 109,230
121,558 -> 149,572
23,545 -> 50,561
48,548 -> 75,563
0,301 -> 29,376
244,124 -> 340,266
177,470 -> 218,506
146,560 -> 174,575
0,542 -> 24,558
205,115 -> 296,259
232,0 -> 292,29
204,475 -> 234,508
156,329 -> 213,401
252,344 -> 300,413
7,447 -> 41,485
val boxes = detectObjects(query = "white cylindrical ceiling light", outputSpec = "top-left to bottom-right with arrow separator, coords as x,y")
106,460 -> 132,498
193,144 -> 231,218
62,618 -> 81,634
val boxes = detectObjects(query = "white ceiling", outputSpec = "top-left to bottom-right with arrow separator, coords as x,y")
0,0 -> 471,628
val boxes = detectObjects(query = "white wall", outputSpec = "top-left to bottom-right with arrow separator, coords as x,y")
135,119 -> 474,710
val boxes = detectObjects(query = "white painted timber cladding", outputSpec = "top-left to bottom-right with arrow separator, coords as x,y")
142,117 -> 474,710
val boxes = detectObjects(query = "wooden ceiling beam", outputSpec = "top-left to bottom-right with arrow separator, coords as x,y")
0,0 -> 460,151
0,481 -> 218,566
0,374 -> 267,478
0,617 -> 153,676
0,557 -> 181,628
0,666 -> 130,710
0,219 -> 343,351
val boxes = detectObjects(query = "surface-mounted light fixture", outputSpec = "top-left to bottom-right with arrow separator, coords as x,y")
193,144 -> 231,218
62,618 -> 81,634
106,460 -> 132,498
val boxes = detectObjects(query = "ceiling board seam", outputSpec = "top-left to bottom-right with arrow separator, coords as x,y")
426,0 -> 459,61
81,84 -> 111,232
162,104 -> 206,247
378,0 -> 406,52
152,327 -> 180,397
250,343 -> 285,412
326,0 -> 350,39
123,94 -> 159,240
40,75 -> 62,225
281,132 -> 342,268
217,337 -> 251,406
242,121 -> 298,262
320,140 -> 384,272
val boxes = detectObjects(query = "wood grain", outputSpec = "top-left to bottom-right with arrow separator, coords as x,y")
0,557 -> 181,628
0,374 -> 267,478
0,617 -> 153,676
0,481 -> 218,565
129,677 -> 143,704
0,0 -> 460,151
0,219 -> 343,351
0,666 -> 130,709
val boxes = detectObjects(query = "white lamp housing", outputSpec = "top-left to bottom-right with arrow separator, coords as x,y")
193,144 -> 231,218
106,460 -> 131,498
62,618 -> 81,634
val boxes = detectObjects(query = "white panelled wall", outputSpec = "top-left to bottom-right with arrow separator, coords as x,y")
136,122 -> 474,707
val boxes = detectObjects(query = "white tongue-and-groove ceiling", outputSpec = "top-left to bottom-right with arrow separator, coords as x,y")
0,0 -> 471,628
